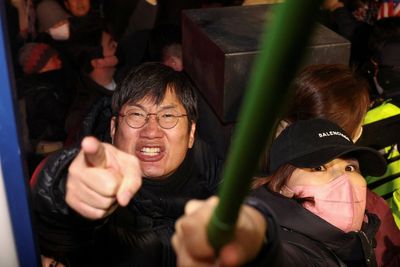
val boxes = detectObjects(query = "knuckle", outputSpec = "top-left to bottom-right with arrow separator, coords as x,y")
102,178 -> 119,196
180,218 -> 196,235
100,197 -> 116,210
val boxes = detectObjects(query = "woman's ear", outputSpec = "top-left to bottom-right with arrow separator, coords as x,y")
352,126 -> 363,143
280,185 -> 295,198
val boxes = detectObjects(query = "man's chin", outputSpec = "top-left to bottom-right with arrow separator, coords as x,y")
141,165 -> 166,180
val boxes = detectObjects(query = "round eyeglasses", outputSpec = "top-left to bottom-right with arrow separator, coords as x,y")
119,110 -> 188,129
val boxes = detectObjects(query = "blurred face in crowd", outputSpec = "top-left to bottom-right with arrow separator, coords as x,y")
48,19 -> 70,40
99,31 -> 118,68
40,54 -> 62,73
163,44 -> 183,72
110,88 -> 196,179
64,0 -> 91,17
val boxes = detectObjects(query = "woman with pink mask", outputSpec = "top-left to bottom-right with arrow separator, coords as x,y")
172,118 -> 389,267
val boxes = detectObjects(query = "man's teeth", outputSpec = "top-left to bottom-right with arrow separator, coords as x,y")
141,147 -> 160,156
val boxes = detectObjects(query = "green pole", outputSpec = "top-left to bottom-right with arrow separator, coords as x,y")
207,0 -> 324,251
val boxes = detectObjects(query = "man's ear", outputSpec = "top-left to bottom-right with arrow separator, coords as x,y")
91,58 -> 101,69
164,56 -> 175,68
110,116 -> 117,144
188,122 -> 196,149
164,56 -> 182,72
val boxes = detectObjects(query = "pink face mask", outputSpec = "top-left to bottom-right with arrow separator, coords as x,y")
287,174 -> 367,232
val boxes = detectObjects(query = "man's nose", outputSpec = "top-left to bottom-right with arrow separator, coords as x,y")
140,115 -> 162,137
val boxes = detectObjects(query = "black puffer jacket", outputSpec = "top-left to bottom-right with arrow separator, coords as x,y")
245,186 -> 380,267
31,137 -> 222,266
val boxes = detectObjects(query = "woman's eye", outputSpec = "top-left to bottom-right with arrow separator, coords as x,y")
312,166 -> 325,171
345,165 -> 356,172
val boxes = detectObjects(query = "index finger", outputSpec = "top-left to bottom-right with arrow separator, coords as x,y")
115,151 -> 143,206
81,136 -> 107,168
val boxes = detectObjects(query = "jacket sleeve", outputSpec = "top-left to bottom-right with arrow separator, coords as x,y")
244,196 -> 345,267
243,197 -> 283,266
192,138 -> 223,194
31,147 -> 104,260
121,0 -> 158,40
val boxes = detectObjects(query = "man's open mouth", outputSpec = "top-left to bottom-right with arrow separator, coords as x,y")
140,147 -> 161,156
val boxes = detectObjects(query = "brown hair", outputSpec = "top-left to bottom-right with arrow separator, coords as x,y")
255,64 -> 371,188
253,164 -> 297,192
285,64 -> 370,138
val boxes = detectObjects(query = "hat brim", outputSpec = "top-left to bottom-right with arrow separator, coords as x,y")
289,145 -> 387,177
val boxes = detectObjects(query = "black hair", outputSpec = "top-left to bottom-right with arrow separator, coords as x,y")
368,17 -> 400,64
67,15 -> 110,74
111,62 -> 198,127
147,23 -> 182,62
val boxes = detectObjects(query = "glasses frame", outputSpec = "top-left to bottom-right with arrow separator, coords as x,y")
119,111 -> 188,129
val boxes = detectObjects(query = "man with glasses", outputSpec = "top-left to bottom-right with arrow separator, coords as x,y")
31,62 -> 222,266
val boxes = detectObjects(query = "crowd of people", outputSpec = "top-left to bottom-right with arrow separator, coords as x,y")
4,0 -> 400,266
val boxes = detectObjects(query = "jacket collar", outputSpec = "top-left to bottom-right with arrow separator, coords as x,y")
255,187 -> 379,264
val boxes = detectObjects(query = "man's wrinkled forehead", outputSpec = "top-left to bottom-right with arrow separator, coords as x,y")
125,90 -> 184,111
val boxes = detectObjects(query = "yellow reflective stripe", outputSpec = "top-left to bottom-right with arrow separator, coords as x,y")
364,102 -> 400,125
389,190 -> 400,229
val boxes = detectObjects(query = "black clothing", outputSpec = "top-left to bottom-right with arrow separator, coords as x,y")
79,96 -> 114,144
246,186 -> 380,267
319,6 -> 372,68
114,0 -> 158,80
65,73 -> 114,138
31,139 -> 222,266
17,69 -> 72,143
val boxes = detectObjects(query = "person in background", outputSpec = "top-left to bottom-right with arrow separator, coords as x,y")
63,17 -> 118,142
63,0 -> 91,17
111,0 -> 159,78
35,0 -> 71,41
34,0 -> 80,88
362,16 -> 400,102
173,118 -> 387,266
147,23 -> 183,71
17,42 -> 70,173
357,16 -> 400,230
321,0 -> 399,68
6,0 -> 35,78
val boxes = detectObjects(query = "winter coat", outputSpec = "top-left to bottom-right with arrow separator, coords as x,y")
18,69 -> 73,143
31,139 -> 222,267
246,186 -> 381,267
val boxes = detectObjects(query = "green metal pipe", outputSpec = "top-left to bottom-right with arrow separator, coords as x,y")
207,0 -> 324,251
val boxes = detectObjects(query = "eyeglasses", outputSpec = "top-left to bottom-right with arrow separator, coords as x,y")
119,109 -> 187,129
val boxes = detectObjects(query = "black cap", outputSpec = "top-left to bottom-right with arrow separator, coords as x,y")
269,118 -> 387,177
